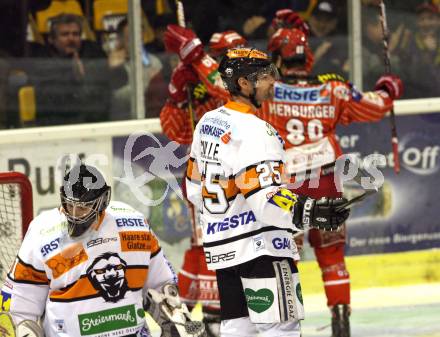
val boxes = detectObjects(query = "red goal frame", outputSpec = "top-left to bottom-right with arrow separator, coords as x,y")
0,172 -> 33,236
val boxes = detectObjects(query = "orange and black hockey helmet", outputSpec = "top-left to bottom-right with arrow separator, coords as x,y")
218,48 -> 278,95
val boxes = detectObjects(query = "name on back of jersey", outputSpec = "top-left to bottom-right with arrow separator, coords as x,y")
274,82 -> 330,104
268,103 -> 336,119
201,140 -> 220,161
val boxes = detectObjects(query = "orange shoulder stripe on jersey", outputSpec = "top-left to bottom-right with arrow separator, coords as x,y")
186,157 -> 201,183
46,245 -> 89,279
236,161 -> 284,198
49,266 -> 149,302
11,258 -> 49,285
202,176 -> 239,201
49,276 -> 96,300
224,101 -> 255,114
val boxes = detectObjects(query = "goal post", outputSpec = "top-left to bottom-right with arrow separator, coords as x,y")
0,172 -> 33,282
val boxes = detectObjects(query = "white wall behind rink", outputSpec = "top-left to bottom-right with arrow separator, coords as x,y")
0,119 -> 162,214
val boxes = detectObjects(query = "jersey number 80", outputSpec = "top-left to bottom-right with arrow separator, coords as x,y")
286,118 -> 324,145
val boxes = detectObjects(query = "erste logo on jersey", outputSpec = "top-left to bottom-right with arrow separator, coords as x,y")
41,237 -> 61,257
274,82 -> 330,104
115,217 -> 146,227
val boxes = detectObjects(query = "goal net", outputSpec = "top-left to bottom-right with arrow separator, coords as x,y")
0,172 -> 33,283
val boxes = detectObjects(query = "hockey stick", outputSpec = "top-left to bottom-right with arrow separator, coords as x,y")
335,189 -> 376,212
379,0 -> 400,174
175,0 -> 197,132
334,155 -> 380,212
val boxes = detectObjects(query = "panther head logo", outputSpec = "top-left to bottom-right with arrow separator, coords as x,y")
87,252 -> 128,302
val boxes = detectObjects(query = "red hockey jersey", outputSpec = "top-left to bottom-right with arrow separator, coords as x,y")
259,78 -> 393,174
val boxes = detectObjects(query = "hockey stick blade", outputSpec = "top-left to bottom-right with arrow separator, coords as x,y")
336,189 -> 377,212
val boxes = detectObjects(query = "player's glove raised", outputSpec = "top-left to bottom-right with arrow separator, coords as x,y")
271,9 -> 310,35
293,196 -> 350,231
168,63 -> 199,104
164,25 -> 204,64
374,74 -> 403,100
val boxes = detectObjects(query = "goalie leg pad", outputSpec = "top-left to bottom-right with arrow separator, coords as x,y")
0,311 -> 16,337
0,312 -> 44,337
16,320 -> 45,337
143,283 -> 206,337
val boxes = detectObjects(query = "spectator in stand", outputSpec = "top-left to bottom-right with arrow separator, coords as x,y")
143,11 -> 179,86
308,0 -> 349,77
398,2 -> 440,98
28,14 -> 111,126
108,18 -> 167,119
362,5 -> 402,91
0,0 -> 51,129
0,0 -> 51,58
219,0 -> 292,41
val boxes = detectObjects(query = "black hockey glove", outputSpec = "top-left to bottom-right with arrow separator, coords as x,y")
293,196 -> 350,231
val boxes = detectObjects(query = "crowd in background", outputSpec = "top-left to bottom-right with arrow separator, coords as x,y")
0,0 -> 439,129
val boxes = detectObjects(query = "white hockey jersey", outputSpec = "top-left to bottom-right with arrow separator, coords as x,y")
186,100 -> 301,270
0,201 -> 176,337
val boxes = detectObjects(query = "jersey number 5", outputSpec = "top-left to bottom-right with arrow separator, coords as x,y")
202,162 -> 229,214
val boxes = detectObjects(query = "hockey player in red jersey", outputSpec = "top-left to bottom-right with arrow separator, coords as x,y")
159,27 -> 246,337
160,26 -> 236,145
258,10 -> 403,337
208,31 -> 248,61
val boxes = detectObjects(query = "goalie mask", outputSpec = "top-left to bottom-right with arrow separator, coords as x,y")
268,28 -> 314,77
218,48 -> 279,106
60,164 -> 111,237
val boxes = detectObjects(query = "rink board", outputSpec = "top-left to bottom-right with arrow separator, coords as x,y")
0,109 -> 439,278
298,249 -> 440,295
336,112 -> 440,256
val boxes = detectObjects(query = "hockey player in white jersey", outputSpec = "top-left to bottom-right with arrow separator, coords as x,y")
0,164 -> 205,337
185,47 -> 350,337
